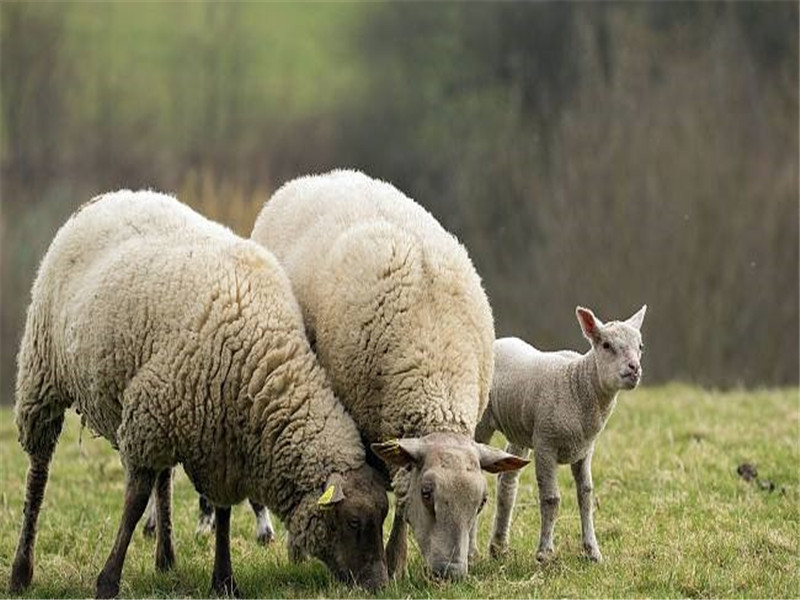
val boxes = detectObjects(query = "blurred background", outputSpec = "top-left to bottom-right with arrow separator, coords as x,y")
1,1 -> 797,403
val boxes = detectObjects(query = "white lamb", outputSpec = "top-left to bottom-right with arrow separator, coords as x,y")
9,191 -> 389,597
473,305 -> 646,562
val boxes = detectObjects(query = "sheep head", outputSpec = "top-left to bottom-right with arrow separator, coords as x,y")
290,465 -> 389,590
577,305 -> 647,392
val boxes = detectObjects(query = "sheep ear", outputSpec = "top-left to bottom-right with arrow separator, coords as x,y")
476,443 -> 530,474
626,305 -> 647,330
317,473 -> 345,509
371,438 -> 423,467
576,306 -> 603,343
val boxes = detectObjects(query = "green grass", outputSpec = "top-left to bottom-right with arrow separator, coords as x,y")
0,385 -> 797,598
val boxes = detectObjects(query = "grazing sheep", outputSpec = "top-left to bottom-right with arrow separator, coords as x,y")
473,305 -> 647,562
142,493 -> 274,545
251,170 -> 529,579
9,190 -> 389,598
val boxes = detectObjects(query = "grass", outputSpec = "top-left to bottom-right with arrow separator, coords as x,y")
0,384 -> 797,598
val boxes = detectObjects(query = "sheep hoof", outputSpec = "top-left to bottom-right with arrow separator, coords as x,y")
211,575 -> 240,598
10,556 -> 33,592
95,572 -> 119,599
256,527 -> 274,546
156,546 -> 176,572
196,515 -> 215,537
142,520 -> 156,539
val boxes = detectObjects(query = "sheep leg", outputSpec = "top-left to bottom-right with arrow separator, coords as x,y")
210,506 -> 240,598
96,468 -> 157,598
385,509 -> 408,579
142,490 -> 157,538
571,451 -> 602,562
250,501 -> 274,546
489,443 -> 531,557
154,468 -> 176,571
10,450 -> 58,593
534,451 -> 560,562
197,495 -> 215,535
11,354 -> 68,593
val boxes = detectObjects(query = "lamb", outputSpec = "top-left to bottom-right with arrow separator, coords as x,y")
9,190 -> 389,598
473,305 -> 647,562
250,170 -> 529,580
142,493 -> 274,545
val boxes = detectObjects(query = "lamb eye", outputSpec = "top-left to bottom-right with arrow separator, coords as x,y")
421,483 -> 434,505
602,341 -> 613,351
639,343 -> 645,353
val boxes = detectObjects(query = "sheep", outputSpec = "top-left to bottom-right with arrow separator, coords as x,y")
473,305 -> 647,563
142,493 -> 274,545
9,190 -> 389,598
250,169 -> 529,580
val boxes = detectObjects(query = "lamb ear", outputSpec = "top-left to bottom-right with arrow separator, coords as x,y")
371,438 -> 423,468
476,443 -> 530,474
317,473 -> 346,509
626,304 -> 647,330
576,306 -> 603,343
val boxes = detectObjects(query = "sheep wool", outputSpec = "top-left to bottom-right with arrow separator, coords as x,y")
11,190 -> 388,596
251,170 -> 495,446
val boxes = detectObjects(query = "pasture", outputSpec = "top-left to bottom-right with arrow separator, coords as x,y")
0,385 -> 797,598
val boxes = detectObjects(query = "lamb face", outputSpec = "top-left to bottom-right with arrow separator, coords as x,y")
576,305 -> 647,392
373,433 -> 527,579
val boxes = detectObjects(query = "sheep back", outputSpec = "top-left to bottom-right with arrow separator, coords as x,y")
251,170 -> 495,444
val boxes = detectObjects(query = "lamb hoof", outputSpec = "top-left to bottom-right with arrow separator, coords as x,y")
256,527 -> 274,546
10,556 -> 33,592
489,541 -> 508,559
95,572 -> 119,599
211,575 -> 240,598
535,547 -> 555,563
584,545 -> 603,563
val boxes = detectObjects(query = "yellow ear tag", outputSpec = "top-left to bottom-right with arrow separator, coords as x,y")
317,484 -> 336,508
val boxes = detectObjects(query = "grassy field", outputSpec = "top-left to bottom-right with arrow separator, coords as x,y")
0,385 -> 797,598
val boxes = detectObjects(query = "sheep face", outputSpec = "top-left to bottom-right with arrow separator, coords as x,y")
577,305 -> 647,392
373,433 -> 529,579
300,465 -> 390,590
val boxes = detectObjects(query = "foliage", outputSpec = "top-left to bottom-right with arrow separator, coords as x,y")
0,2 -> 797,402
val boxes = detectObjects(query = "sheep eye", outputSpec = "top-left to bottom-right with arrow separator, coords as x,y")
602,341 -> 612,351
347,516 -> 360,530
639,343 -> 645,353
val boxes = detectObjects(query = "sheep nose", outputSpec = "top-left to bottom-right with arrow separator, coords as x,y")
628,363 -> 640,374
